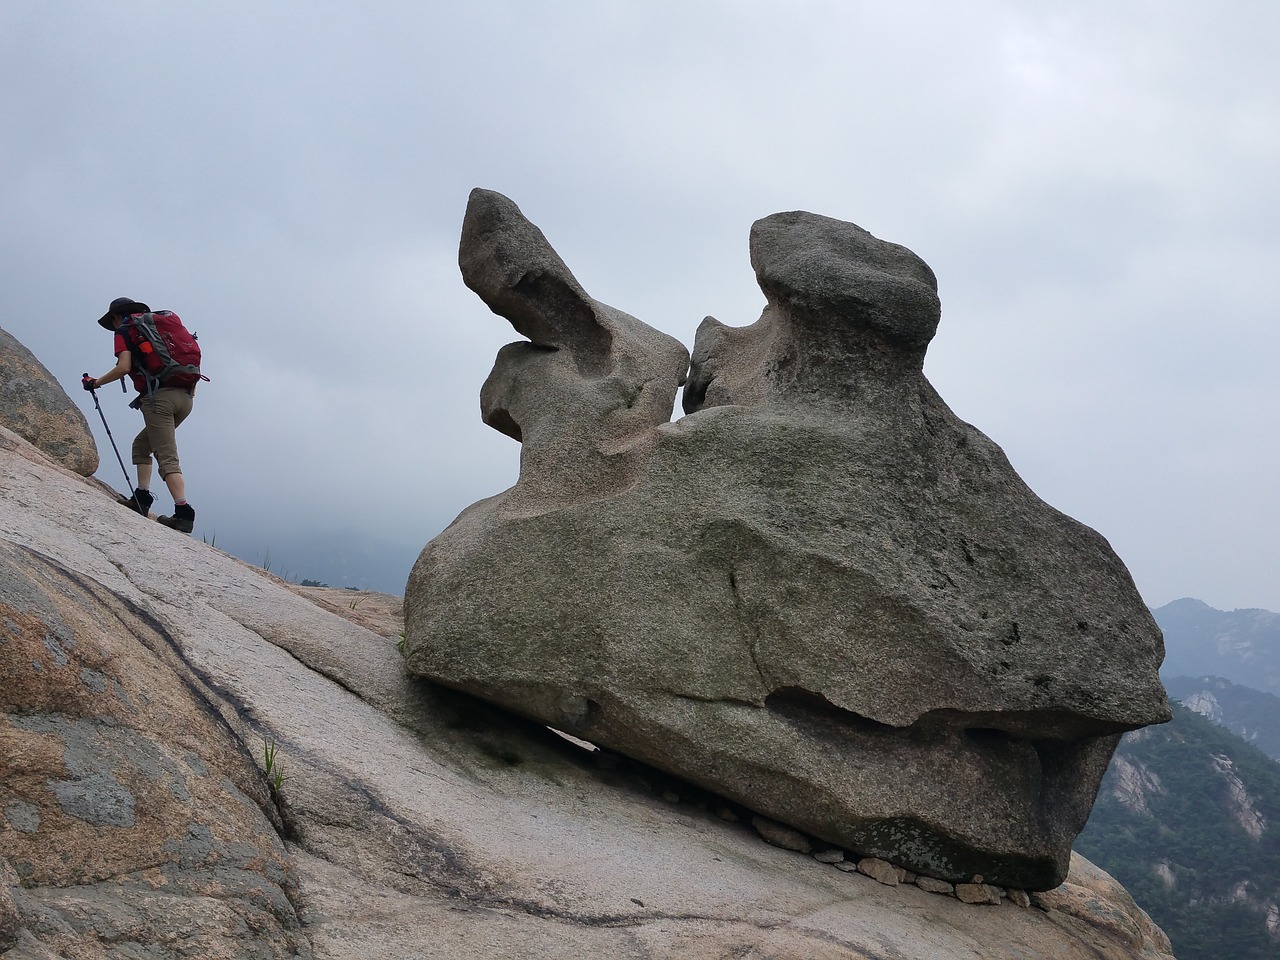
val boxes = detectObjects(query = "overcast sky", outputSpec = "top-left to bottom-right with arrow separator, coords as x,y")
2,2 -> 1276,610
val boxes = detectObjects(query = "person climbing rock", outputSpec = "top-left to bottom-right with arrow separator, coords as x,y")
83,297 -> 205,533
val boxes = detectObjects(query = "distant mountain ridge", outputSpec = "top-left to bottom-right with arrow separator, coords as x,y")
1164,675 -> 1280,761
1153,598 -> 1280,697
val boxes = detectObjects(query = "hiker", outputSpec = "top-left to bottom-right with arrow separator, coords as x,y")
83,297 -> 200,533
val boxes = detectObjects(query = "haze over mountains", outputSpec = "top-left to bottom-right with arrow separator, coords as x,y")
1155,598 -> 1280,697
212,527 -> 420,594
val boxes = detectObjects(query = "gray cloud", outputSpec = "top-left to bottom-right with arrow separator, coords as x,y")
3,1 -> 1276,608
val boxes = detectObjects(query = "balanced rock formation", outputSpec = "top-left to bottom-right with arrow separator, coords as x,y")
1,417 -> 1174,959
405,191 -> 1171,891
0,325 -> 98,476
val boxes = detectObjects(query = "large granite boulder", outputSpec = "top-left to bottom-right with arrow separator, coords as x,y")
0,422 -> 1174,959
405,191 -> 1171,891
0,325 -> 98,476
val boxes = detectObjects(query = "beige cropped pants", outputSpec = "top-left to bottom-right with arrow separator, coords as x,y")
131,387 -> 194,478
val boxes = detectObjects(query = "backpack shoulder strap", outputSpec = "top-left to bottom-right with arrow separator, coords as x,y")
116,315 -> 164,397
115,318 -> 140,352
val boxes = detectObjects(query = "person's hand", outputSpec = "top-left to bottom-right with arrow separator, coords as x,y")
81,374 -> 97,392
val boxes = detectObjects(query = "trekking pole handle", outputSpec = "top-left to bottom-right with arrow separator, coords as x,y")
82,372 -> 135,494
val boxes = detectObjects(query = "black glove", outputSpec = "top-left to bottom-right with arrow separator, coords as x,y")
81,374 -> 97,392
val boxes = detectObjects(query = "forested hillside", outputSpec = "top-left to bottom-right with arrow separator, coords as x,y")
1077,703 -> 1280,960
1165,675 -> 1280,760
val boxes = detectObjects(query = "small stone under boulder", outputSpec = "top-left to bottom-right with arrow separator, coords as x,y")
0,325 -> 98,476
405,190 -> 1170,891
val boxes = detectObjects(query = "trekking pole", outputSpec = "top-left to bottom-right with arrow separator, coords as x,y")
82,373 -> 141,511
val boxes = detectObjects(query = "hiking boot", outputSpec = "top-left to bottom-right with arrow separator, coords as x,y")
157,503 -> 195,534
117,488 -> 154,516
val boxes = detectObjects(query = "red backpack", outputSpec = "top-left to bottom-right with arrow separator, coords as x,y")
118,311 -> 208,394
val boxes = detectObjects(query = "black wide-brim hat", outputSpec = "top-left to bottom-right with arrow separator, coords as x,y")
97,297 -> 150,329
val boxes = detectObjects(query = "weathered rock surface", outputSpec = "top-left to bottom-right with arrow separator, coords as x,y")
406,192 -> 1170,890
0,540 -> 306,958
0,423 -> 1175,958
0,326 -> 98,477
461,188 -> 690,515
